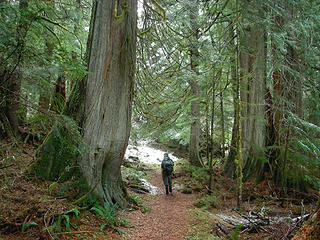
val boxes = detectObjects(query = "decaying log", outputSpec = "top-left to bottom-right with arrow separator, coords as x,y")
212,209 -> 311,239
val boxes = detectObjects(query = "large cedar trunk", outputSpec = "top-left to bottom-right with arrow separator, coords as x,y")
239,1 -> 267,180
31,0 -> 137,206
79,0 -> 137,205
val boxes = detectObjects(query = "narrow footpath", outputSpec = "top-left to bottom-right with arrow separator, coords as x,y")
120,169 -> 196,240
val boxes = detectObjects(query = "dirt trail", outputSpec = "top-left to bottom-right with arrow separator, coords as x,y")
120,170 -> 196,240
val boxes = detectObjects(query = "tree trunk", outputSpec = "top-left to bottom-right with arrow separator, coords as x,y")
3,0 -> 29,137
223,22 -> 237,178
235,4 -> 243,209
239,0 -> 267,181
220,91 -> 225,158
31,0 -> 137,206
39,13 -> 56,112
268,1 -> 303,188
189,1 -> 201,166
210,81 -> 216,167
80,0 -> 137,205
50,75 -> 66,114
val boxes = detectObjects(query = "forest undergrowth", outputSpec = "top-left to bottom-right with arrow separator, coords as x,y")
0,139 -> 319,240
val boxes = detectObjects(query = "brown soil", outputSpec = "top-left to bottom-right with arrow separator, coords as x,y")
118,170 -> 196,240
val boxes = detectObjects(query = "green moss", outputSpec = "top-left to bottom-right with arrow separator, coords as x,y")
30,124 -> 80,182
186,208 -> 220,240
181,187 -> 193,194
194,196 -> 218,209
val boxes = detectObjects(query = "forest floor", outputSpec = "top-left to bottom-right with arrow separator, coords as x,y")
1,140 -> 319,240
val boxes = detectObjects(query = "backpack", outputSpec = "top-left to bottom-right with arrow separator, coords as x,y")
163,158 -> 173,175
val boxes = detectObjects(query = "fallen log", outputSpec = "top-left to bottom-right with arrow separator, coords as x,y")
211,209 -> 312,239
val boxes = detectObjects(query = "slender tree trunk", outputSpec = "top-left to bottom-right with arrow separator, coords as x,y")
205,103 -> 210,165
31,0 -> 137,206
208,80 -> 215,192
235,11 -> 243,209
223,22 -> 237,178
50,75 -> 66,113
189,1 -> 201,166
39,10 -> 55,112
210,81 -> 216,166
220,91 -> 225,158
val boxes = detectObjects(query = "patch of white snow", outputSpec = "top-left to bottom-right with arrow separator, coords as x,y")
125,140 -> 178,165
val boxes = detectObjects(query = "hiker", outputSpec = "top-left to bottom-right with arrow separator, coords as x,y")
161,152 -> 174,195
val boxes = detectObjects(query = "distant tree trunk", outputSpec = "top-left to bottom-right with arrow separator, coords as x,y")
267,2 -> 303,188
50,75 -> 66,113
31,0 -> 137,206
223,22 -> 237,178
235,11 -> 243,209
189,1 -> 201,166
39,13 -> 56,112
220,91 -> 225,158
210,81 -> 216,166
3,0 -> 28,137
239,0 -> 267,181
205,103 -> 210,165
208,80 -> 215,191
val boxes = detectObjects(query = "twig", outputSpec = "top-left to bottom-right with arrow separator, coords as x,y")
44,210 -> 55,240
56,231 -> 94,235
0,164 -> 14,169
217,222 -> 229,235
281,213 -> 311,240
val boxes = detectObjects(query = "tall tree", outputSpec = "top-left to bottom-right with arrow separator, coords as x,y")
267,0 -> 304,188
0,0 -> 28,137
239,0 -> 267,180
31,0 -> 137,206
189,0 -> 202,166
223,21 -> 238,178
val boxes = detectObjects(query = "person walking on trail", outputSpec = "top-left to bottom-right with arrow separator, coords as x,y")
161,152 -> 174,195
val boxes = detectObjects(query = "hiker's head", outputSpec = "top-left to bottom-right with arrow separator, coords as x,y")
164,153 -> 168,157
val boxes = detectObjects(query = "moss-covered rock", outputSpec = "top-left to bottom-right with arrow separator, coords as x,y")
30,125 -> 80,182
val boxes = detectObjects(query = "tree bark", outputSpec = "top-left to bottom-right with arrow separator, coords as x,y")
267,1 -> 303,188
239,0 -> 267,180
31,0 -> 137,206
223,22 -> 237,178
189,1 -> 201,166
220,91 -> 225,158
80,0 -> 137,205
2,0 -> 29,137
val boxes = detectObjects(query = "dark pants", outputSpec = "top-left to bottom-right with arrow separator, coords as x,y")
162,174 -> 172,194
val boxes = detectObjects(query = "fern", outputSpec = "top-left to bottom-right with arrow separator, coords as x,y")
228,224 -> 242,240
22,221 -> 38,232
53,208 -> 80,232
91,202 -> 127,234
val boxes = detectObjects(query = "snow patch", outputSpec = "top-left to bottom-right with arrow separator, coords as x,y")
125,140 -> 179,165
